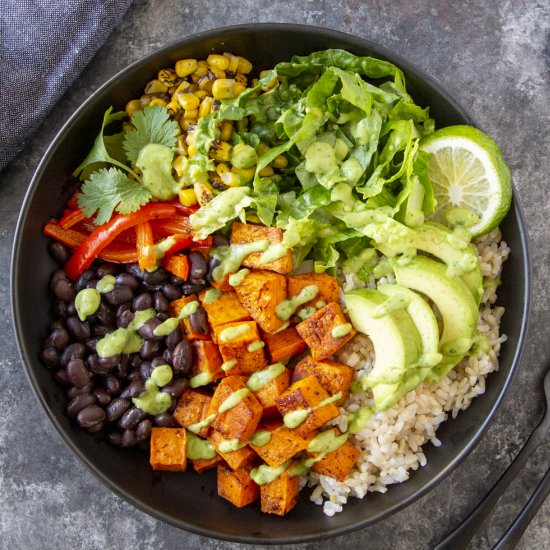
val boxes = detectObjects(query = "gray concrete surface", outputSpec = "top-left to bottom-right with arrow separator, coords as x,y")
1,1 -> 549,548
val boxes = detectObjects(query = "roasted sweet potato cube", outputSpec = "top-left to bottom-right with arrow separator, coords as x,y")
191,340 -> 223,383
208,376 -> 263,441
150,428 -> 187,471
295,302 -> 356,360
263,327 -> 307,363
292,355 -> 354,406
287,273 -> 340,311
308,431 -> 361,482
253,367 -> 292,417
210,274 -> 233,292
192,453 -> 224,473
218,464 -> 260,508
231,221 -> 292,274
169,295 -> 210,341
275,375 -> 340,436
250,425 -> 316,467
173,389 -> 212,438
234,270 -> 287,334
214,320 -> 268,375
199,289 -> 250,327
209,429 -> 258,470
260,465 -> 300,516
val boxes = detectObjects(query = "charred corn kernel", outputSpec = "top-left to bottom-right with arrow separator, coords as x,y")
173,155 -> 188,177
176,135 -> 187,155
180,118 -> 195,131
173,80 -> 191,96
256,143 -> 269,155
166,100 -> 181,116
193,90 -> 208,100
191,61 -> 208,83
234,73 -> 248,86
194,182 -> 214,206
210,140 -> 231,161
187,142 -> 197,157
212,79 -> 237,99
168,84 -> 179,96
183,109 -> 198,120
231,166 -> 255,181
207,54 -> 230,71
219,171 -> 241,187
145,79 -> 168,94
198,75 -> 214,94
224,52 -> 240,73
188,83 -> 199,93
198,96 -> 213,118
158,68 -> 179,86
219,121 -> 233,141
272,154 -> 288,169
179,187 -> 198,206
208,66 -> 226,80
122,121 -> 135,133
175,59 -> 198,78
125,99 -> 141,116
215,163 -> 231,177
258,166 -> 274,177
177,93 -> 200,110
237,57 -> 253,74
233,82 -> 246,97
149,98 -> 168,107
140,95 -> 153,107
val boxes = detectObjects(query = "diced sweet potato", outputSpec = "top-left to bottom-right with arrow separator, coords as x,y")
287,273 -> 340,311
292,355 -> 354,406
295,302 -> 356,360
275,375 -> 340,436
191,340 -> 223,383
169,294 -> 210,341
150,427 -> 187,471
218,464 -> 260,508
234,270 -> 287,334
198,289 -> 250,327
308,431 -> 361,482
192,453 -> 224,473
208,376 -> 263,441
214,320 -> 268,375
209,429 -> 258,470
210,274 -> 233,292
260,466 -> 300,516
250,425 -> 316,467
173,389 -> 212,438
231,221 -> 292,274
253,367 -> 292,417
263,327 -> 307,363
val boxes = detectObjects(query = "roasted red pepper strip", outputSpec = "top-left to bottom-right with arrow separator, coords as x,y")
150,217 -> 193,237
63,203 -> 177,280
136,221 -> 157,271
59,208 -> 88,230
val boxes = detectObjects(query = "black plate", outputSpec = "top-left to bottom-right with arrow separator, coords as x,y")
11,24 -> 531,544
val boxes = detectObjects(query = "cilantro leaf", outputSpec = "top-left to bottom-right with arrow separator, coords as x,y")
123,105 -> 179,164
78,167 -> 152,225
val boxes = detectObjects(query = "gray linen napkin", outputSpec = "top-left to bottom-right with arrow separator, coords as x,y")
0,0 -> 133,172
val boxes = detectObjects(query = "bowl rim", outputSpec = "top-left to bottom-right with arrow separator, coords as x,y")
11,22 -> 531,544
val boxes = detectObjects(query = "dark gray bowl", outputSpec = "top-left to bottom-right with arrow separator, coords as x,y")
11,24 -> 530,544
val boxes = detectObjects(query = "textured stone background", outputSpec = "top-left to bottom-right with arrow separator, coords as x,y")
1,1 -> 549,548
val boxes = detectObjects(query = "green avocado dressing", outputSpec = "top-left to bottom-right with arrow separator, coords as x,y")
219,323 -> 250,343
308,430 -> 348,454
371,294 -> 410,319
153,300 -> 199,337
305,142 -> 338,174
212,240 -> 270,282
203,288 -> 222,303
186,432 -> 217,460
276,285 -> 319,321
246,363 -> 285,392
259,243 -> 288,265
132,365 -> 173,415
331,323 -> 353,338
218,438 -> 248,453
298,306 -> 316,320
218,388 -> 249,414
247,341 -> 265,352
189,371 -> 215,388
188,413 -> 216,434
74,274 -> 116,321
250,430 -> 272,447
96,274 -> 116,293
283,391 -> 342,429
221,359 -> 238,372
229,268 -> 250,287
250,461 -> 291,485
347,406 -> 375,434
136,143 -> 179,200
230,142 -> 257,169
142,236 -> 177,272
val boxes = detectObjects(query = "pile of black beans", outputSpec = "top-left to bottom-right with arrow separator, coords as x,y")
42,241 -> 218,447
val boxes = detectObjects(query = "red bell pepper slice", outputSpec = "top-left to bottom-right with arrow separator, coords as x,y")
59,208 -> 88,230
136,221 -> 157,271
63,203 -> 177,280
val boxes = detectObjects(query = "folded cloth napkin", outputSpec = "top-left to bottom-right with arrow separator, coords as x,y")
0,0 -> 133,172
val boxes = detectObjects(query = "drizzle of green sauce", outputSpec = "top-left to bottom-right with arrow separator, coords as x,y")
188,413 -> 216,434
132,365 -> 174,415
203,288 -> 222,304
315,300 -> 327,309
259,243 -> 288,264
218,388 -> 249,413
229,268 -> 250,287
153,300 -> 199,337
276,285 -> 319,321
189,371 -> 215,388
247,341 -> 265,353
75,288 -> 100,321
221,359 -> 238,372
211,240 -> 270,282
249,430 -> 272,447
246,363 -> 285,392
218,438 -> 248,453
371,294 -> 410,318
307,430 -> 348,454
297,306 -> 316,320
283,391 -> 343,429
150,364 -> 173,386
272,321 -> 290,334
96,274 -> 116,293
186,432 -> 217,460
347,406 -> 375,434
219,323 -> 250,343
142,236 -> 177,272
250,461 -> 291,485
331,323 -> 353,339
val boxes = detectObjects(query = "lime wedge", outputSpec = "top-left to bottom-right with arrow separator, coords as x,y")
420,125 -> 512,237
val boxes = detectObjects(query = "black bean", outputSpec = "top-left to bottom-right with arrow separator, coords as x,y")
104,285 -> 133,306
136,419 -> 152,441
144,282 -> 163,292
76,405 -> 106,428
161,378 -> 188,399
94,387 -> 111,406
127,379 -> 145,398
140,362 -> 153,380
53,299 -> 68,319
122,429 -> 138,447
75,269 -> 96,292
106,398 -> 131,422
86,338 -> 99,352
157,313 -> 169,322
51,269 -> 68,283
41,347 -> 59,369
126,263 -> 145,279
116,273 -> 138,289
133,292 -> 153,311
107,431 -> 123,446
66,316 -> 90,341
66,383 -> 94,400
154,413 -> 176,427
127,370 -> 142,382
67,393 -> 96,417
206,256 -> 221,284
171,275 -> 186,285
66,301 -> 77,317
151,356 -> 167,368
129,354 -> 141,369
116,305 -> 134,329
66,359 -> 90,388
93,325 -> 111,337
162,283 -> 182,301
162,349 -> 172,365
98,354 -> 121,370
143,268 -> 168,285
49,320 -> 65,331
165,327 -> 182,349
168,399 -> 178,413
172,340 -> 193,373
86,279 -> 98,289
212,234 -> 230,248
181,281 -> 208,295
189,308 -> 209,335
96,263 -> 119,278
95,302 -> 116,326
140,339 -> 160,359
60,343 -> 86,367
54,368 -> 70,385
49,241 -> 71,265
117,356 -> 129,378
188,251 -> 207,281
104,376 -> 121,396
153,291 -> 169,313
138,318 -> 163,341
51,277 -> 74,303
119,406 -> 146,430
87,422 -> 104,434
45,327 -> 69,350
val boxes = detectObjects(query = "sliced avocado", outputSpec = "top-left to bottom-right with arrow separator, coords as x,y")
345,288 -> 422,411
392,256 -> 478,382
